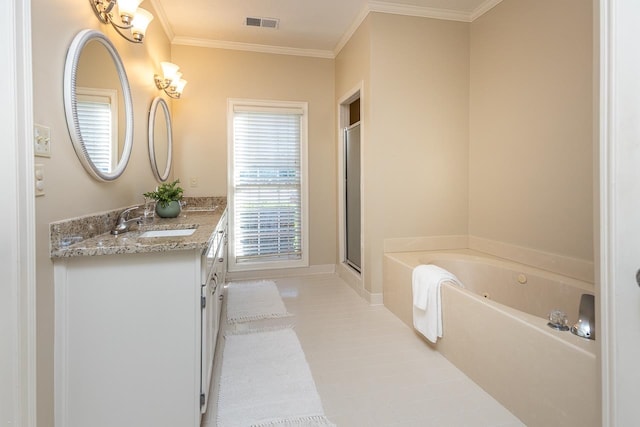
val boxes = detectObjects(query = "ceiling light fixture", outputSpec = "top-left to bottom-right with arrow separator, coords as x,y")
154,62 -> 188,99
90,0 -> 154,43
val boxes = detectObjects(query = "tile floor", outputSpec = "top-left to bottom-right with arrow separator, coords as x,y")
202,273 -> 525,427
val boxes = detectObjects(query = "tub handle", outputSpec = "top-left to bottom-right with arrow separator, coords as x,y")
547,310 -> 569,331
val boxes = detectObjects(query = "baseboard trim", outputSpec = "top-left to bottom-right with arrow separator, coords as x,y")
368,292 -> 384,305
336,263 -> 384,305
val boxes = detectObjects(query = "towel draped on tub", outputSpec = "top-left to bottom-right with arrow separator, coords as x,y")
412,264 -> 464,343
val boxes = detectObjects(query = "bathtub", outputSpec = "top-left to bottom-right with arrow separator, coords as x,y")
383,249 -> 599,427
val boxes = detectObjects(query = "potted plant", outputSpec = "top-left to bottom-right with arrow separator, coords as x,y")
143,179 -> 184,218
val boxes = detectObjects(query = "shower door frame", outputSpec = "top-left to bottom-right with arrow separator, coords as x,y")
337,83 -> 364,283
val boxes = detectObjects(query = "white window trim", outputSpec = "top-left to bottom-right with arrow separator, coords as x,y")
76,86 -> 118,172
227,98 -> 309,272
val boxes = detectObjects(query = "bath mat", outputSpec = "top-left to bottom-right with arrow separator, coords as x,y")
217,327 -> 334,427
226,280 -> 292,324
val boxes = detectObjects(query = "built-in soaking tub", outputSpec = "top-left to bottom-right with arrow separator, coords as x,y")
383,249 -> 598,427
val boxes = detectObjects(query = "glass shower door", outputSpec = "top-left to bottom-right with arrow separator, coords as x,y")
345,122 -> 361,272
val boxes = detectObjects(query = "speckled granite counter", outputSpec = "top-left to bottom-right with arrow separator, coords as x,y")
50,197 -> 226,258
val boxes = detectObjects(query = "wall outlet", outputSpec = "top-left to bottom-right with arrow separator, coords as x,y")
34,124 -> 51,157
190,177 -> 198,187
35,164 -> 45,197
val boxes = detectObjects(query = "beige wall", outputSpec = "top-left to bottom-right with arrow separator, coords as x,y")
469,0 -> 594,262
170,46 -> 337,266
372,13 -> 470,293
335,16 -> 371,98
31,1 -> 172,424
336,14 -> 470,294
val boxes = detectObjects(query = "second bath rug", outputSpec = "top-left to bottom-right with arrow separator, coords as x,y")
226,280 -> 291,324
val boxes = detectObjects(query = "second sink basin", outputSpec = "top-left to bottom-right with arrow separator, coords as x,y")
139,229 -> 197,238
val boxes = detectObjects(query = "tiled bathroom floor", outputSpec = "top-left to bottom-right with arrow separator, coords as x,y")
202,273 -> 525,427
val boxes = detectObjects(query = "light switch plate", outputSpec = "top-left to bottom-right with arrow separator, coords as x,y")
34,124 -> 51,157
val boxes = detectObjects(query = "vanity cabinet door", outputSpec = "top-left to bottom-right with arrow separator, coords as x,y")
54,251 -> 202,427
200,272 -> 217,413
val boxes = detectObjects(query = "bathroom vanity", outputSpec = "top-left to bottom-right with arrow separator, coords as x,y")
51,205 -> 227,427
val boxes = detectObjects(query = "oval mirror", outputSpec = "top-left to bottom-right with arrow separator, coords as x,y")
148,97 -> 173,181
63,29 -> 134,181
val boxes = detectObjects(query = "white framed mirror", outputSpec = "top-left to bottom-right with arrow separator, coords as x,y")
148,97 -> 173,182
63,29 -> 134,181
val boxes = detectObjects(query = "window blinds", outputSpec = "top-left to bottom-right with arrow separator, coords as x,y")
77,99 -> 113,173
232,109 -> 303,263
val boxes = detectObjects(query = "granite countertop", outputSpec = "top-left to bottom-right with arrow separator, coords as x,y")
51,202 -> 226,259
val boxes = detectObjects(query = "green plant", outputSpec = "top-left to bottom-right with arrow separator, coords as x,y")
143,180 -> 184,208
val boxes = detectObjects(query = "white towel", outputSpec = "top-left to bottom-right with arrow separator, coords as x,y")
412,264 -> 464,343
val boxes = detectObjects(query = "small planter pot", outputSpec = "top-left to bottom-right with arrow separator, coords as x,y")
155,200 -> 181,218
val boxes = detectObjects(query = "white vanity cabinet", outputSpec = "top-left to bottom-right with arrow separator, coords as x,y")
54,212 -> 227,427
200,210 -> 227,412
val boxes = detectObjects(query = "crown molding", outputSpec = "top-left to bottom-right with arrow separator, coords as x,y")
334,3 -> 371,57
172,37 -> 335,59
334,0 -> 503,56
470,0 -> 504,21
368,1 -> 472,22
149,0 -> 175,41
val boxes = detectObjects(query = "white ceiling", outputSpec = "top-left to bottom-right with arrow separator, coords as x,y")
150,0 -> 501,57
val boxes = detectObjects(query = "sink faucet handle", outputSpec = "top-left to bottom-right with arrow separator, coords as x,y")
111,206 -> 143,235
120,206 -> 139,220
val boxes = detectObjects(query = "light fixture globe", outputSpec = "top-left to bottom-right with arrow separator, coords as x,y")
174,79 -> 188,95
154,62 -> 188,99
116,0 -> 143,23
131,8 -> 153,42
160,62 -> 180,80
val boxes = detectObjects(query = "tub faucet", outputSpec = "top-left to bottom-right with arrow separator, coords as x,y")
111,206 -> 142,235
571,294 -> 596,340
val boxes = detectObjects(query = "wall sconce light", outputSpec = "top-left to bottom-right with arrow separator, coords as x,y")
90,0 -> 154,43
154,62 -> 188,99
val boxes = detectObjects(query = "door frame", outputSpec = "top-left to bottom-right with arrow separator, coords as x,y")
1,0 -> 37,425
599,0 -> 640,424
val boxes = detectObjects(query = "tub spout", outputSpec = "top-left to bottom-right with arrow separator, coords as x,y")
571,294 -> 595,340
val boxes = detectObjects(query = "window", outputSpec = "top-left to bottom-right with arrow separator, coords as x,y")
76,87 -> 118,173
228,99 -> 309,271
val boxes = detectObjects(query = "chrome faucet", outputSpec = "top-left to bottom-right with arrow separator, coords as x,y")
111,206 -> 142,235
571,294 -> 596,340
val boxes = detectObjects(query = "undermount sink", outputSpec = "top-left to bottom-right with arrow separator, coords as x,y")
139,229 -> 197,238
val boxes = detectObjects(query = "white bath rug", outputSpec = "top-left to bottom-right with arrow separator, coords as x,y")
226,280 -> 292,324
217,327 -> 334,427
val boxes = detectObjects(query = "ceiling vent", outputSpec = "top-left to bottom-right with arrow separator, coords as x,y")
245,16 -> 279,29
